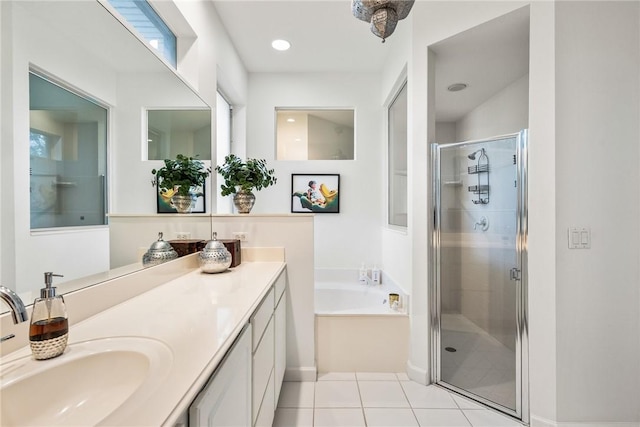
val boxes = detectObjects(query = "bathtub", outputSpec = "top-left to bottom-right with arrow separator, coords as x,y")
315,282 -> 407,315
314,270 -> 410,373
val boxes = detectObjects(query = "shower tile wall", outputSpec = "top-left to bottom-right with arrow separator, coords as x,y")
440,144 -> 517,351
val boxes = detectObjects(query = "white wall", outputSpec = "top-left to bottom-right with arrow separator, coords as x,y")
0,0 -> 5,284
455,74 -> 529,142
523,2 -> 558,423
402,1 -> 640,425
555,2 -> 640,422
246,73 -> 384,271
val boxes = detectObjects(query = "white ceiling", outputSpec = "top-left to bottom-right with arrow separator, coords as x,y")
212,1 -> 530,121
212,0 -> 399,73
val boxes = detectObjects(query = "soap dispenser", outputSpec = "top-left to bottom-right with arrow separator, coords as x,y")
358,262 -> 368,283
29,272 -> 68,360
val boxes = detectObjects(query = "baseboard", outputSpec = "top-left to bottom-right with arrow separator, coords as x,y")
406,360 -> 429,385
531,415 -> 640,427
284,366 -> 317,382
531,415 -> 557,427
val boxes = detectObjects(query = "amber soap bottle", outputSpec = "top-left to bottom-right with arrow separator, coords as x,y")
29,272 -> 68,360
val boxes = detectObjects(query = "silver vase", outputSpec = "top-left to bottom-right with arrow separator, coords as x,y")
170,194 -> 196,213
233,190 -> 255,214
198,232 -> 232,273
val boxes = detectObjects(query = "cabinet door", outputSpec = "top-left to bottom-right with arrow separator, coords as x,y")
189,324 -> 252,427
274,289 -> 287,401
254,369 -> 275,427
252,317 -> 274,424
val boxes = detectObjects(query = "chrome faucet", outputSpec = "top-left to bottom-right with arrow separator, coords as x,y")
0,286 -> 28,324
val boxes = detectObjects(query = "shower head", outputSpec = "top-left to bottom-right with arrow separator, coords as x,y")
468,148 -> 485,160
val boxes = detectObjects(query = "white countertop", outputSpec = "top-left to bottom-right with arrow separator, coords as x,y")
1,261 -> 286,426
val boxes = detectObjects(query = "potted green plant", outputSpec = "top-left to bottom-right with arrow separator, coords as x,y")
151,154 -> 211,213
215,154 -> 277,213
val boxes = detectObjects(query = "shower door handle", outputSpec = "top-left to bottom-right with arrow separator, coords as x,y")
510,268 -> 521,281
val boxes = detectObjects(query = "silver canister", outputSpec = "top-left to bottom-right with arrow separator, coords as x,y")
198,232 -> 232,274
142,232 -> 179,267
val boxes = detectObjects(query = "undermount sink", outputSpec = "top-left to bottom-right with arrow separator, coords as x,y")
0,337 -> 173,426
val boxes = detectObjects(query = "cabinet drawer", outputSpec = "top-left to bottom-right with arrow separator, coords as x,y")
252,317 -> 274,423
251,287 -> 274,350
274,271 -> 286,307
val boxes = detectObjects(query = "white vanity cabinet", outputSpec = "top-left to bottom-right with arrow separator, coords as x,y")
274,277 -> 287,400
186,269 -> 287,427
188,324 -> 252,427
251,270 -> 287,427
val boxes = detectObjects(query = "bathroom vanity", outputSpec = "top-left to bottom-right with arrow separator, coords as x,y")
0,254 -> 287,426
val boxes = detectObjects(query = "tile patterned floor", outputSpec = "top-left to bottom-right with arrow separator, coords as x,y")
274,372 -> 523,427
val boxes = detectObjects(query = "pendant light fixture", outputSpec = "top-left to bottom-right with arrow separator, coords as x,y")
351,0 -> 415,43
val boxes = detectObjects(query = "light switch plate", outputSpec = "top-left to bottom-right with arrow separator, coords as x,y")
568,227 -> 590,249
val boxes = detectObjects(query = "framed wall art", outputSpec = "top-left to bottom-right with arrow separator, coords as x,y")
156,183 -> 206,214
291,174 -> 340,213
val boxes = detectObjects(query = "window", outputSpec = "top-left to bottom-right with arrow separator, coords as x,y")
216,92 -> 232,213
29,72 -> 108,229
276,109 -> 355,160
388,82 -> 408,227
108,0 -> 177,67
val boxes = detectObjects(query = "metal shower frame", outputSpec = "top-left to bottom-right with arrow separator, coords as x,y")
429,130 -> 529,424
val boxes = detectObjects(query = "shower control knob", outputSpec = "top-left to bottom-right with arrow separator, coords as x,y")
474,216 -> 489,231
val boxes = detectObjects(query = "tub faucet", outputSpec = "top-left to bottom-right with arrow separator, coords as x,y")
0,286 -> 28,324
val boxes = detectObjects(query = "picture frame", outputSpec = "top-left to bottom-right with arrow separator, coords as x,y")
156,182 -> 206,214
291,174 -> 340,213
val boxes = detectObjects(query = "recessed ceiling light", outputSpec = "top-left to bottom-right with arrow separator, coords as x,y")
287,118 -> 295,123
272,39 -> 291,51
447,83 -> 468,92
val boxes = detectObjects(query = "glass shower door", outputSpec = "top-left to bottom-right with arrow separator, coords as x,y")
432,131 -> 527,421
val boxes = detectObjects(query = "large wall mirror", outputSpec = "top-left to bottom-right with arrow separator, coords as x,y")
1,0 -> 212,307
276,108 -> 355,160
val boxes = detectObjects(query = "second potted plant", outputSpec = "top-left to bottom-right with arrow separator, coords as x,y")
215,154 -> 277,213
151,154 -> 211,213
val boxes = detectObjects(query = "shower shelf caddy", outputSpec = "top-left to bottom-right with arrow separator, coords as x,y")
467,149 -> 490,204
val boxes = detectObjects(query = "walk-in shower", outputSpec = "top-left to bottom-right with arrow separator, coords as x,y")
431,130 -> 528,422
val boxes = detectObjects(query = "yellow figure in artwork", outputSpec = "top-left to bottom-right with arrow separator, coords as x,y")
319,183 -> 338,204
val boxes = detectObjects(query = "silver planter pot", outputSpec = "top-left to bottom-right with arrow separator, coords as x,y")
171,194 -> 196,213
198,232 -> 232,273
233,190 -> 255,214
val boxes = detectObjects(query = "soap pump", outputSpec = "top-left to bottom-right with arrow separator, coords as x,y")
29,272 -> 68,360
358,262 -> 368,283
